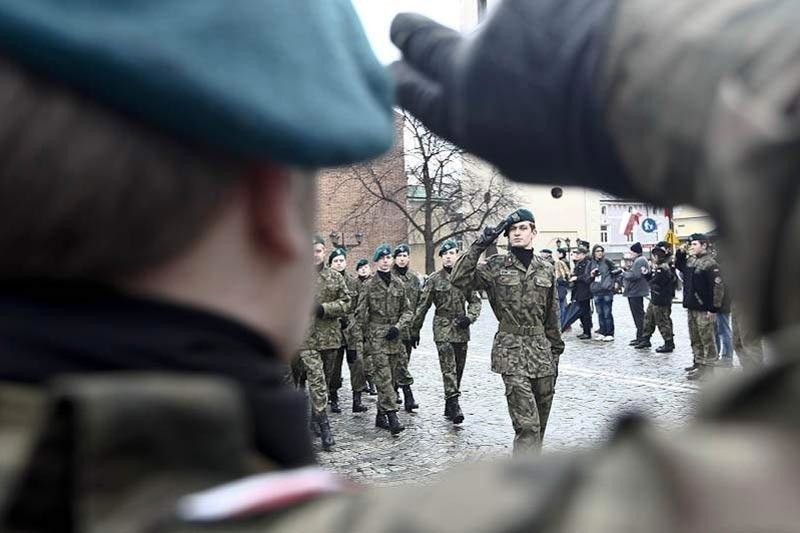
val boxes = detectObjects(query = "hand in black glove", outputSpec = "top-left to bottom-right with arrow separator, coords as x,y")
315,304 -> 325,319
410,335 -> 420,349
455,316 -> 472,329
384,326 -> 400,341
390,1 -> 629,195
340,316 -> 350,329
475,221 -> 507,247
346,349 -> 357,364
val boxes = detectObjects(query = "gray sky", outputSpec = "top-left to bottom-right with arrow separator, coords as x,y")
351,0 -> 462,64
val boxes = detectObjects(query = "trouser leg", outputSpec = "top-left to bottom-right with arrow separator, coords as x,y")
693,310 -> 719,365
454,342 -> 468,389
579,300 -> 592,334
532,375 -> 556,441
716,313 -> 733,357
688,310 -> 704,364
642,301 -> 656,338
394,342 -> 414,387
330,347 -> 345,394
300,350 -> 328,417
502,374 -> 542,455
374,351 -> 398,413
346,349 -> 367,392
655,304 -> 674,341
628,296 -> 645,339
436,341 -> 459,399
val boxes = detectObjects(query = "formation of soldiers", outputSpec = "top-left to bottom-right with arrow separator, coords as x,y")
293,207 -> 564,454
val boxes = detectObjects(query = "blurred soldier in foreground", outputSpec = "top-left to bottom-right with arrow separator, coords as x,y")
327,247 -> 369,413
411,239 -> 482,424
451,209 -> 564,452
391,244 -> 421,411
5,0 -> 800,531
355,245 -> 413,434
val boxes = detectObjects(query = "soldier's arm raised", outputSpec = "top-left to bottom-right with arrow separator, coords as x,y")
450,240 -> 492,292
466,289 -> 482,324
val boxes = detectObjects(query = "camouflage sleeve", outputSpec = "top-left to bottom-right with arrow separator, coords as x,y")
322,275 -> 351,318
450,240 -> 491,291
708,263 -> 725,311
545,270 -> 565,356
466,289 -> 482,324
411,277 -> 434,338
355,282 -> 369,336
397,288 -> 414,334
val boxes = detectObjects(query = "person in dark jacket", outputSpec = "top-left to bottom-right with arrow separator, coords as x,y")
622,242 -> 650,345
554,248 -> 571,324
563,246 -> 593,339
588,244 -> 620,341
636,245 -> 676,351
675,233 -> 725,380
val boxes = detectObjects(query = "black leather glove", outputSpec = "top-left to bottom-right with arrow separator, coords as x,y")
391,1 -> 629,195
346,349 -> 357,364
410,335 -> 420,349
475,221 -> 507,247
315,304 -> 325,319
385,326 -> 400,341
340,316 -> 350,329
455,316 -> 471,329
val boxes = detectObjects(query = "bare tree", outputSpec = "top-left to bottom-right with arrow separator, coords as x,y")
337,111 -> 519,274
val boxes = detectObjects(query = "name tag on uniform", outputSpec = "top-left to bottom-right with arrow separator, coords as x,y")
499,269 -> 519,276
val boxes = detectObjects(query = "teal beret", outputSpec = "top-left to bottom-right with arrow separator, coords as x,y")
504,208 -> 535,235
313,235 -> 326,246
356,259 -> 369,270
439,239 -> 458,256
328,247 -> 347,265
690,233 -> 708,242
393,244 -> 410,257
373,244 -> 392,262
0,0 -> 394,166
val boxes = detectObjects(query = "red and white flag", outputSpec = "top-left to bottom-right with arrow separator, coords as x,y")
619,211 -> 642,237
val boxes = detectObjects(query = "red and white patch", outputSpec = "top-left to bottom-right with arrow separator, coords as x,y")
176,467 -> 350,522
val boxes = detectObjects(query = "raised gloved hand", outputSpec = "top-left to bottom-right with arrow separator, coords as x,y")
315,304 -> 325,319
410,335 -> 420,349
455,316 -> 472,329
475,221 -> 507,248
385,326 -> 400,341
390,0 -> 629,195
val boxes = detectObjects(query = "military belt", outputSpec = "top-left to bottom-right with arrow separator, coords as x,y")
369,317 -> 396,325
498,323 -> 544,336
434,311 -> 461,319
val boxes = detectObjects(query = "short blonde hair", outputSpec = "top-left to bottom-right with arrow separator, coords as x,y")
0,56 -> 247,279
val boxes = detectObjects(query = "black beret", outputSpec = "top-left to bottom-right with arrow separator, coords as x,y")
328,247 -> 346,265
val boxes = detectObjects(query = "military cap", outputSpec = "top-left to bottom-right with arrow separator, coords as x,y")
651,246 -> 668,257
690,233 -> 708,242
393,244 -> 411,257
557,247 -> 568,256
577,239 -> 591,249
0,0 -> 394,167
356,259 -> 369,270
328,247 -> 347,265
373,244 -> 392,262
313,235 -> 326,246
540,248 -> 552,254
439,239 -> 459,256
630,242 -> 643,254
573,246 -> 589,254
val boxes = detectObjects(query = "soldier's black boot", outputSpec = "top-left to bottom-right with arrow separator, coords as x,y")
402,385 -> 419,412
375,409 -> 389,430
635,336 -> 652,349
656,339 -> 675,353
447,397 -> 464,424
684,362 -> 699,372
352,391 -> 368,413
687,364 -> 713,381
387,411 -> 405,435
318,414 -> 335,451
444,401 -> 451,419
329,390 -> 342,413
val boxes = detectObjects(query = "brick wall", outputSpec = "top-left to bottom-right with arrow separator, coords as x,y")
315,112 -> 408,272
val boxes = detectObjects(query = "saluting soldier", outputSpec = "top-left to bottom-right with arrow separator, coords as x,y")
675,233 -> 725,381
411,239 -> 481,424
451,209 -> 564,453
356,244 -> 414,434
327,247 -> 369,413
355,258 -> 377,394
391,243 -> 421,411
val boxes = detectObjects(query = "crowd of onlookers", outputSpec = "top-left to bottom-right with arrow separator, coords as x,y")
538,233 -> 764,380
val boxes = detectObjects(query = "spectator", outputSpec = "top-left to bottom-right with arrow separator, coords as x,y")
563,246 -> 593,339
554,248 -> 571,325
622,242 -> 650,345
588,244 -> 620,341
715,271 -> 733,365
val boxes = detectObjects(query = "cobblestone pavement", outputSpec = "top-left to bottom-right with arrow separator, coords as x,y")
314,297 -> 731,486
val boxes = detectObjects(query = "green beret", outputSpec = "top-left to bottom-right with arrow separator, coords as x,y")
328,247 -> 347,265
439,239 -> 458,256
504,208 -> 535,235
690,233 -> 708,242
373,244 -> 392,262
313,235 -> 326,246
356,259 -> 369,270
393,244 -> 410,257
0,0 -> 393,166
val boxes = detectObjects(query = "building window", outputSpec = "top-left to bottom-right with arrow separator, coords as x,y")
600,225 -> 608,243
627,232 -> 634,242
601,206 -> 606,215
628,206 -> 633,213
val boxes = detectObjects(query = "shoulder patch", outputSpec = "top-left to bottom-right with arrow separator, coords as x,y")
176,467 -> 349,523
715,277 -> 722,284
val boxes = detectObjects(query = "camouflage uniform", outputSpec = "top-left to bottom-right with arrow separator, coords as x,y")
356,275 -> 375,383
302,266 -> 351,416
676,250 -> 724,367
642,262 -> 675,343
451,242 -> 564,453
642,304 -> 673,342
330,271 -> 367,396
356,273 -> 413,414
411,267 -> 482,400
392,265 -> 421,388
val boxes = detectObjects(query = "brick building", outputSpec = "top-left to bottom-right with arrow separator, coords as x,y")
315,112 -> 408,272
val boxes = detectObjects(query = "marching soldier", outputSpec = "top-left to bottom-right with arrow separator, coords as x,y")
391,243 -> 421,411
675,233 -> 724,380
327,247 -> 369,413
451,209 -> 564,453
637,243 -> 676,352
355,258 -> 377,394
356,244 -> 414,434
411,239 -> 482,424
